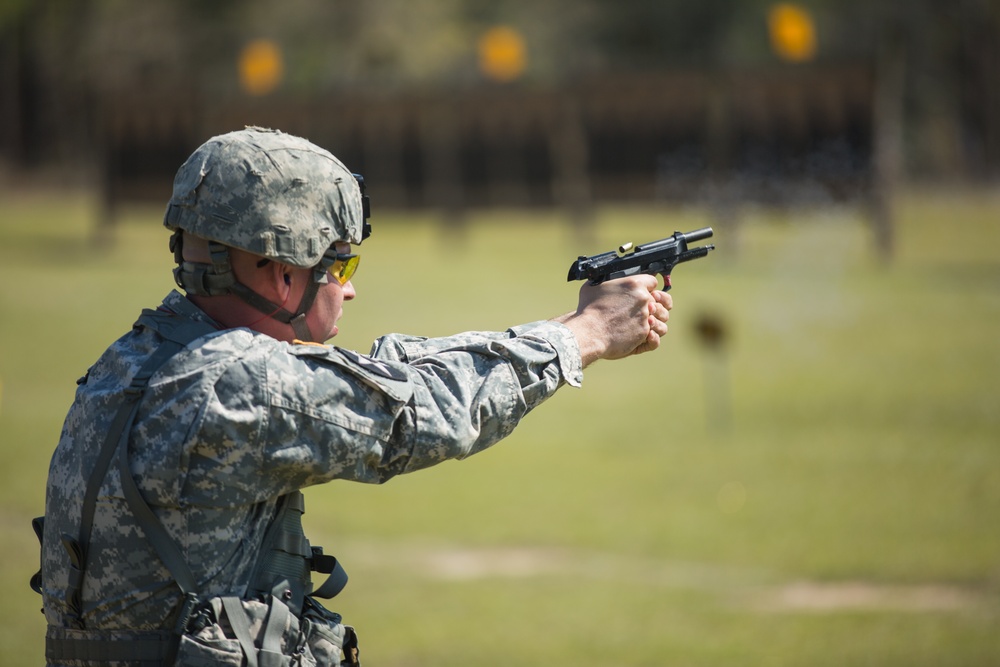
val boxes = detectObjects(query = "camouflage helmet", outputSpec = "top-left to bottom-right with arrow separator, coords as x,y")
164,127 -> 371,342
163,126 -> 371,266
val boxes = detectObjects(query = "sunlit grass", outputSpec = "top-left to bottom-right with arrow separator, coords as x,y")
1,187 -> 998,665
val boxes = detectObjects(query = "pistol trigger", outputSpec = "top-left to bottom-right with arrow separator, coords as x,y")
662,274 -> 672,291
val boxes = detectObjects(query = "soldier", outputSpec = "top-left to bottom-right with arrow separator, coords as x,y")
35,127 -> 672,666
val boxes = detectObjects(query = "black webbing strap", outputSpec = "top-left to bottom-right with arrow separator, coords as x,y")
30,517 -> 44,594
174,261 -> 236,296
49,341 -> 189,662
117,424 -> 199,595
248,491 -> 349,605
312,555 -> 349,599
227,282 -> 298,325
227,281 -> 320,342
50,314 -> 217,666
61,337 -> 187,628
133,310 -> 220,350
46,633 -> 173,664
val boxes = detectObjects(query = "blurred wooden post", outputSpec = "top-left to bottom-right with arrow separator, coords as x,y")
705,71 -> 741,256
0,18 -> 26,168
548,97 -> 593,235
361,106 -> 407,207
871,19 -> 905,262
482,100 -> 531,207
419,97 -> 466,228
694,312 -> 732,435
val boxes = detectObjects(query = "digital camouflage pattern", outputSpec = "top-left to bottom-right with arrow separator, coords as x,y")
163,127 -> 368,266
41,289 -> 582,663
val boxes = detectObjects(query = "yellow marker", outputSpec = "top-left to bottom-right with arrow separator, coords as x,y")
478,26 -> 528,82
768,3 -> 817,62
292,340 -> 330,348
239,39 -> 285,96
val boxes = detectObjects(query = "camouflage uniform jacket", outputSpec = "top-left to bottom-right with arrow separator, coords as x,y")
41,289 -> 583,638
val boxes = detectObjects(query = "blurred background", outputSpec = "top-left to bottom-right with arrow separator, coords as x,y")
1,1 -> 999,665
1,0 -> 998,239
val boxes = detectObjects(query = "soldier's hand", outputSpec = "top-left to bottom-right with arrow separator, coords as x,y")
555,275 -> 672,366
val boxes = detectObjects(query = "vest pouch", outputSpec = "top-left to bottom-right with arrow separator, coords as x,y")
175,593 -> 354,667
300,596 -> 358,666
176,594 -> 307,667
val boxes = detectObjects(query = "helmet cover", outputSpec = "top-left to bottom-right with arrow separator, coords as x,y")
163,127 -> 366,267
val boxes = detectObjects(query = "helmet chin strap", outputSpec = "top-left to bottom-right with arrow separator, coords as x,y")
228,281 -> 320,342
171,232 -> 321,341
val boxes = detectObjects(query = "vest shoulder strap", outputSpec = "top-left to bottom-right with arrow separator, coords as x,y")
42,312 -> 216,628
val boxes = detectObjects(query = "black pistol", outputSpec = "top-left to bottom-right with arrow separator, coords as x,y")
568,227 -> 715,290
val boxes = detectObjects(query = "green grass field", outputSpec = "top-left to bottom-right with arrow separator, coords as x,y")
1,188 -> 998,665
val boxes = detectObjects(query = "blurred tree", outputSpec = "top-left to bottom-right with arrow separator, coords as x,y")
0,0 -> 997,178
586,0 -> 742,68
0,0 -> 98,165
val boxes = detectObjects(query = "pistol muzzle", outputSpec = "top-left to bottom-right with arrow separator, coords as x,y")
681,227 -> 714,243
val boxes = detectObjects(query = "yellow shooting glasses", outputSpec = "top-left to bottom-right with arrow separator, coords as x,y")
322,252 -> 360,285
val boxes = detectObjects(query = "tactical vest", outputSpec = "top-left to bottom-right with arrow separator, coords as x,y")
31,309 -> 353,665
